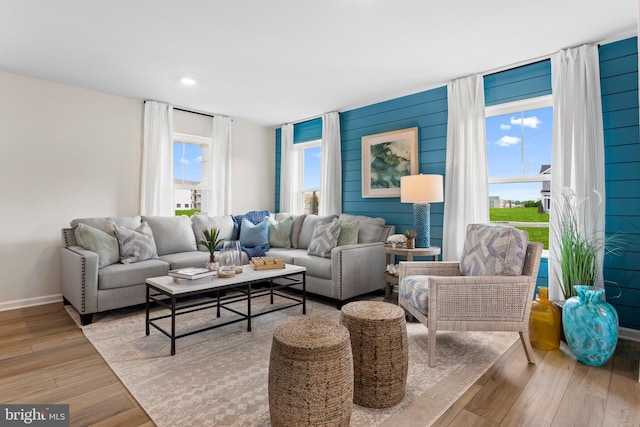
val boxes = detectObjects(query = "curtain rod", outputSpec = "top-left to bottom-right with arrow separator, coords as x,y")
144,100 -> 231,120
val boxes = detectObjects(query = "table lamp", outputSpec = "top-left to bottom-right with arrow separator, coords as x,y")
400,174 -> 444,248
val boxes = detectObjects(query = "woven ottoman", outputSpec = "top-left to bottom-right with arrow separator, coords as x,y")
340,301 -> 408,408
268,318 -> 353,427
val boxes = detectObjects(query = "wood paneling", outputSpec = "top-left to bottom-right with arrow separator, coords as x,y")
600,37 -> 640,330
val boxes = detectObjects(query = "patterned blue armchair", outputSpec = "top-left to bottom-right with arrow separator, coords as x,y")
398,224 -> 543,367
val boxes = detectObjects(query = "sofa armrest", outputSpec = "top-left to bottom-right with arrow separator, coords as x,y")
330,241 -> 386,300
61,245 -> 99,315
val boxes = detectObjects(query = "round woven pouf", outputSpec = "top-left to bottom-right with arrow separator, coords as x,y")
340,301 -> 408,408
268,318 -> 353,427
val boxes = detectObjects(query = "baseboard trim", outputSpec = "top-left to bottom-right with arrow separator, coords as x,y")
619,327 -> 640,342
0,294 -> 63,312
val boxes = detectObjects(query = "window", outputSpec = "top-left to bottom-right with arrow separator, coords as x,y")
297,140 -> 322,214
485,95 -> 552,249
173,133 -> 211,215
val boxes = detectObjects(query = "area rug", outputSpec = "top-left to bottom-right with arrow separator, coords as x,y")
66,294 -> 517,427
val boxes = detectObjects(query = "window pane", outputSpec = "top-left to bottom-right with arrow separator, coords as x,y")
486,107 -> 552,179
303,191 -> 320,215
489,183 -> 549,249
303,146 -> 321,189
173,142 -> 203,184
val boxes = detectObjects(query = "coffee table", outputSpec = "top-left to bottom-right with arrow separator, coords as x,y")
145,264 -> 306,355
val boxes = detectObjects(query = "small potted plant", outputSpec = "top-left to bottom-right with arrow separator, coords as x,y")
197,227 -> 225,270
404,230 -> 416,249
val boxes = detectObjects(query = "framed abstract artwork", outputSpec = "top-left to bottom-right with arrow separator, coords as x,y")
361,127 -> 418,198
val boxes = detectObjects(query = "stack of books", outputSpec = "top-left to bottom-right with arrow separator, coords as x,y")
168,267 -> 216,280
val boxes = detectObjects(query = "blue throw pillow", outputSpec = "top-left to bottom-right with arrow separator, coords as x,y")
239,218 -> 269,248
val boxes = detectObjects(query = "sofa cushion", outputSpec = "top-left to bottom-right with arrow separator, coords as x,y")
143,215 -> 197,255
159,251 -> 210,270
70,216 -> 141,235
399,275 -> 430,315
268,216 -> 293,248
337,220 -> 359,246
291,253 -> 332,280
240,218 -> 269,247
98,259 -> 169,290
298,215 -> 337,249
73,223 -> 120,268
339,214 -> 386,243
113,222 -> 159,264
191,214 -> 235,251
307,219 -> 341,258
233,210 -> 270,239
275,213 -> 307,249
265,248 -> 303,265
460,224 -> 529,276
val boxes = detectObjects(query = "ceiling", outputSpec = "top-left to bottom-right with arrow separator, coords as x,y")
1,0 -> 637,127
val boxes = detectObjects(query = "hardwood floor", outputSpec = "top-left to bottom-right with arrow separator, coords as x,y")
1,303 -> 638,427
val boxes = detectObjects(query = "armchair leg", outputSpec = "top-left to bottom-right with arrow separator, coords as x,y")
519,331 -> 536,364
428,330 -> 437,367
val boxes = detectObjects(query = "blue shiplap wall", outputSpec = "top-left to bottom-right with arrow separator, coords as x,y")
273,37 -> 639,330
484,60 -> 552,289
340,87 -> 448,245
600,37 -> 640,330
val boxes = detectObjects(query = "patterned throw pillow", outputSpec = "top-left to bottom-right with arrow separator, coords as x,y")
337,220 -> 359,246
73,223 -> 120,268
460,224 -> 528,276
307,219 -> 341,258
268,216 -> 293,248
113,222 -> 158,264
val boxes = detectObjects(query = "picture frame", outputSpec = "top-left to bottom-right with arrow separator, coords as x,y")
361,127 -> 418,198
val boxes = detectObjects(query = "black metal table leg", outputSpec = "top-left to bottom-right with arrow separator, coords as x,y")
216,289 -> 221,318
171,296 -> 176,356
302,272 -> 307,315
247,283 -> 252,332
145,284 -> 150,336
270,279 -> 274,304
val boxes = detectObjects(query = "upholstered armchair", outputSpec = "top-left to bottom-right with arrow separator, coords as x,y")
398,224 -> 543,367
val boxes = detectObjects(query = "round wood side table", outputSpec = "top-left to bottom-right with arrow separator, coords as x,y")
384,245 -> 441,297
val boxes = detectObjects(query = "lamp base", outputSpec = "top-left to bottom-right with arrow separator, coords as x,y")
413,203 -> 431,248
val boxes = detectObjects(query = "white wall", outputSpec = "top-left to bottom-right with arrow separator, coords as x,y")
0,70 -> 275,310
231,120 -> 275,214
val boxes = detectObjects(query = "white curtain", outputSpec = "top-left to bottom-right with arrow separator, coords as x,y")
279,124 -> 301,214
202,116 -> 232,216
549,44 -> 606,300
141,101 -> 174,216
442,75 -> 489,261
319,112 -> 342,215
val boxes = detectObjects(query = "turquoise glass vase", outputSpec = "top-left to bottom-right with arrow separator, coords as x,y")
562,285 -> 619,367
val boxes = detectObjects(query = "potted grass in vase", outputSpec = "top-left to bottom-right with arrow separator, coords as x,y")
552,188 -> 623,366
197,227 -> 225,270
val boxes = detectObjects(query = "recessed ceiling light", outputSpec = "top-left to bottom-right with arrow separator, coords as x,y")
180,77 -> 196,86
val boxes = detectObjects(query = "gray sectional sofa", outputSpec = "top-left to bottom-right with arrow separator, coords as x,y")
61,212 -> 393,324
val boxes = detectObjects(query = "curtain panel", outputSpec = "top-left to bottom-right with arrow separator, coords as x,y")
202,116 -> 232,216
442,75 -> 489,261
279,124 -> 301,214
549,44 -> 606,300
319,112 -> 342,216
140,101 -> 174,216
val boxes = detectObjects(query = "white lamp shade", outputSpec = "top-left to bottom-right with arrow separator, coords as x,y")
401,174 -> 444,203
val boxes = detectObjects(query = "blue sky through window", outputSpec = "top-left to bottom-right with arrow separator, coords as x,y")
486,107 -> 552,202
173,142 -> 202,183
303,146 -> 321,189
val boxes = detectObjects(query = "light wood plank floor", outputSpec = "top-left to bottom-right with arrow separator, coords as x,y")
1,303 -> 638,426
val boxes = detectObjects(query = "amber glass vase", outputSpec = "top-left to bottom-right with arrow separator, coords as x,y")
529,286 -> 561,351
